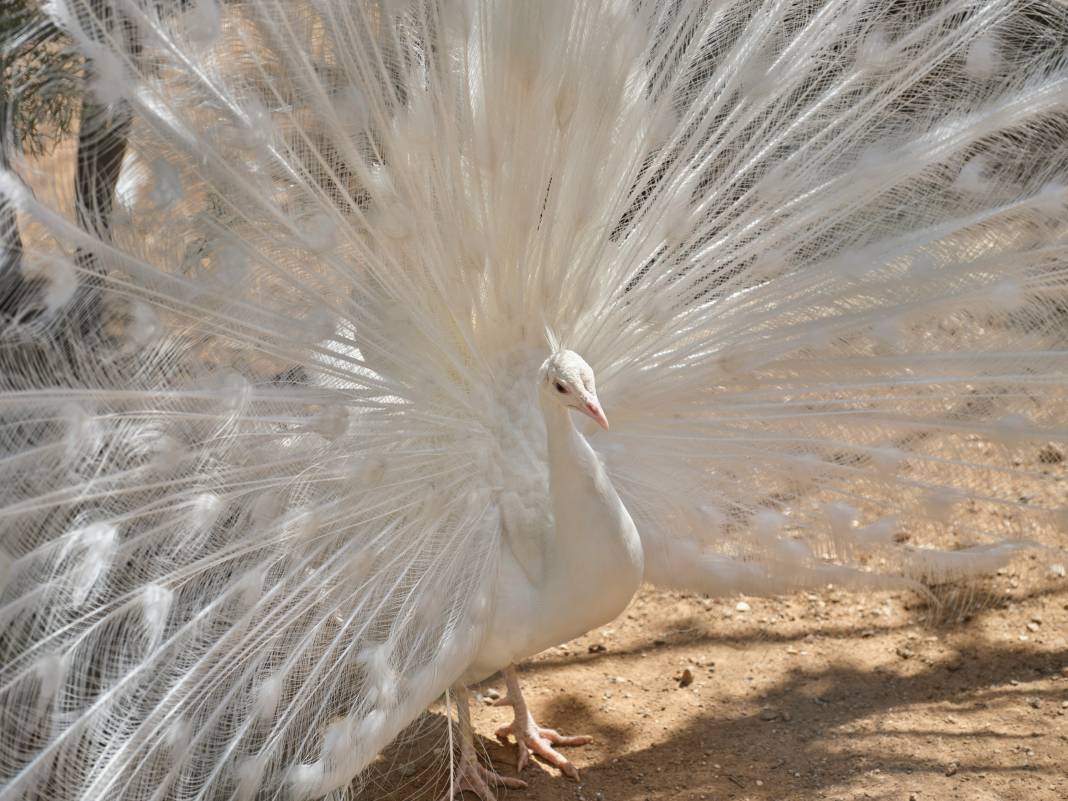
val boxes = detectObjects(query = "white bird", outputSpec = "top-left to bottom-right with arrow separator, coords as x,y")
1,1 -> 1067,801
454,349 -> 643,793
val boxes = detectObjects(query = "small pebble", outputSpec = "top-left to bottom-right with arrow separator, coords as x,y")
1038,443 -> 1064,464
588,643 -> 607,653
945,762 -> 958,777
736,601 -> 751,612
677,668 -> 694,688
759,708 -> 779,721
1028,697 -> 1041,709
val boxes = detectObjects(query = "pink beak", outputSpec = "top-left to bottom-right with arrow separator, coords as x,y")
583,398 -> 610,431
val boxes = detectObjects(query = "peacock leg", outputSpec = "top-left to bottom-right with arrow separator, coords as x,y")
493,665 -> 592,780
441,685 -> 527,801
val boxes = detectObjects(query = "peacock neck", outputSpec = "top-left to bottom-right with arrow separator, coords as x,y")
537,391 -> 633,569
528,388 -> 644,650
539,393 -> 590,469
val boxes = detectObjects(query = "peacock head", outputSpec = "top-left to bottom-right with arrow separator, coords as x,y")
539,350 -> 609,430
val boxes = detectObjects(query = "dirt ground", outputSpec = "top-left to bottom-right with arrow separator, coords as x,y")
363,465 -> 1068,801
477,573 -> 1068,801
364,567 -> 1067,801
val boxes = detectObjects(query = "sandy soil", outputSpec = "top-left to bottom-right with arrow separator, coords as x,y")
363,464 -> 1068,801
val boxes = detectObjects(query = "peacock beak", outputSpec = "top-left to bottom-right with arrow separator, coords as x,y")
584,398 -> 610,431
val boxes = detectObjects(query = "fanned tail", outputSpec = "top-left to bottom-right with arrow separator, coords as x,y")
580,0 -> 1068,601
1,2 -> 1067,801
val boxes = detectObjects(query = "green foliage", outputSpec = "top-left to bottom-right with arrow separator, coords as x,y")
1,0 -> 83,157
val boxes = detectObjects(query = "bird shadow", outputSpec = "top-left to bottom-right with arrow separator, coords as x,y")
354,693 -> 635,801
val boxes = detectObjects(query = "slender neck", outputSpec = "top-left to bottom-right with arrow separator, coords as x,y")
538,390 -> 602,508
535,388 -> 642,597
539,391 -> 582,457
538,393 -> 592,572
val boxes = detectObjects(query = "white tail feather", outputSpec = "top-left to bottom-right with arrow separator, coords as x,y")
2,1 -> 1067,800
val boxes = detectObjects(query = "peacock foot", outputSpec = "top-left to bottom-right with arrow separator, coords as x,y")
493,708 -> 592,780
441,749 -> 527,801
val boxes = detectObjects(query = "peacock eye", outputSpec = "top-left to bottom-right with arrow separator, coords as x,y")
554,381 -> 568,394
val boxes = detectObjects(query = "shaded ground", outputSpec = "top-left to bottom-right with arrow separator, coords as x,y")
361,461 -> 1068,801
363,568 -> 1067,801
504,578 -> 1067,801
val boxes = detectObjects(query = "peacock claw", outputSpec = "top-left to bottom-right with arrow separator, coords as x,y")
442,753 -> 527,801
445,684 -> 527,801
494,713 -> 592,780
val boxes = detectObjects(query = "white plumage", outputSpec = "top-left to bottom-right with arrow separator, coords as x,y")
465,351 -> 642,686
1,1 -> 1067,799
